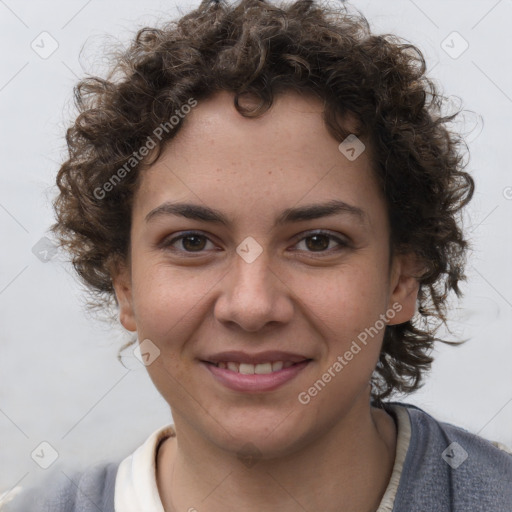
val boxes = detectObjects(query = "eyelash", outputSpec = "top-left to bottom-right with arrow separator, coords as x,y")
161,230 -> 349,256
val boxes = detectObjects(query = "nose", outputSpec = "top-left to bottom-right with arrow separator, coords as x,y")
213,249 -> 294,333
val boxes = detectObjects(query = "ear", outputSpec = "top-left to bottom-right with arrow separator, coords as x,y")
387,252 -> 423,325
111,261 -> 137,332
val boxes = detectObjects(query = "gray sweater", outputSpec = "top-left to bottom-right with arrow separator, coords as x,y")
5,403 -> 512,511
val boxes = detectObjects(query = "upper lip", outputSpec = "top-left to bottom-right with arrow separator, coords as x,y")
201,351 -> 312,365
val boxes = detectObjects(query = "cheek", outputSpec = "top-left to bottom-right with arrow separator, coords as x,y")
298,264 -> 389,337
298,265 -> 389,393
129,262 -> 218,342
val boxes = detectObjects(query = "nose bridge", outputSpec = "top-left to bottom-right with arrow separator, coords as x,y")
214,244 -> 292,331
234,247 -> 273,294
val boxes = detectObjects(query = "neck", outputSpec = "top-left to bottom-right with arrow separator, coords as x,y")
156,398 -> 397,512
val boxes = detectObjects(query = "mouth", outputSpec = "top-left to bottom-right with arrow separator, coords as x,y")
203,360 -> 307,374
199,352 -> 313,392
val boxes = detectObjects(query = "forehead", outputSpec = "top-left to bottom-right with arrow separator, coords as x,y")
134,90 -> 384,230
171,89 -> 361,162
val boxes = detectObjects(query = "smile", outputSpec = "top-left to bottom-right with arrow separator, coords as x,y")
202,359 -> 312,392
213,361 -> 296,374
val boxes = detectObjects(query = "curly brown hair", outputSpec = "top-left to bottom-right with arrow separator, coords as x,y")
52,0 -> 474,403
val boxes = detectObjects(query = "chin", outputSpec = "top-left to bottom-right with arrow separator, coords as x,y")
210,412 -> 314,458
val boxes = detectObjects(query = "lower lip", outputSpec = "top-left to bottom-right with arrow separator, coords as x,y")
202,361 -> 311,392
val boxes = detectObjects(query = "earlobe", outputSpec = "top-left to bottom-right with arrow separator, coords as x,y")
112,263 -> 137,332
387,253 -> 422,325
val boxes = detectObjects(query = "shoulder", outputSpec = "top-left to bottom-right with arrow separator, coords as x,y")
1,461 -> 119,512
2,424 -> 174,512
387,402 -> 512,512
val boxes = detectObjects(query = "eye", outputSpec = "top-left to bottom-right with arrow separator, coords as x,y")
293,230 -> 349,254
162,231 -> 216,253
161,230 -> 349,255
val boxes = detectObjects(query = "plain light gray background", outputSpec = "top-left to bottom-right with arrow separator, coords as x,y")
1,0 -> 511,496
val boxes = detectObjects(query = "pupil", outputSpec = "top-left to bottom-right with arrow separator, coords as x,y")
306,234 -> 329,251
184,235 -> 205,251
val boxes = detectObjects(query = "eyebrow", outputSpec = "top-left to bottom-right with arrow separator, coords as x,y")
145,199 -> 367,227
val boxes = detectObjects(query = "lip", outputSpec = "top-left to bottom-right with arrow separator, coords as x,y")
201,359 -> 312,393
201,350 -> 310,365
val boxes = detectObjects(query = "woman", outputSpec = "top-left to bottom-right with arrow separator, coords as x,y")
4,0 -> 511,510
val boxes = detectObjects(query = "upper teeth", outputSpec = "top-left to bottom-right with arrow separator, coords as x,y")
216,361 -> 295,374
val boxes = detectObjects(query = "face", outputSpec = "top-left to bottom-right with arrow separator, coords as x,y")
114,90 -> 418,457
